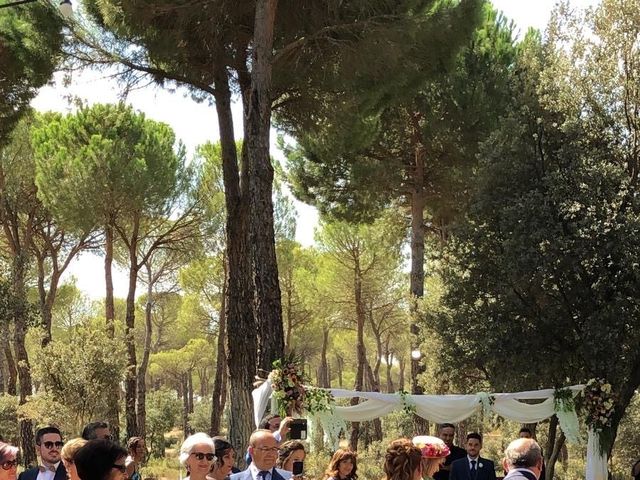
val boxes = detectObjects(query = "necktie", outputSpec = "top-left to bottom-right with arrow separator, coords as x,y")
39,465 -> 56,473
470,460 -> 477,478
259,471 -> 270,480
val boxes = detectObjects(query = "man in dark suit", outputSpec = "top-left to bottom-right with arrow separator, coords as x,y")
434,424 -> 467,480
450,433 -> 496,480
230,430 -> 291,480
502,438 -> 543,480
18,427 -> 67,480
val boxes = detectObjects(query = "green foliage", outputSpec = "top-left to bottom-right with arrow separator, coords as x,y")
0,3 -> 63,145
30,325 -> 127,435
0,395 -> 19,443
32,103 -> 185,233
187,401 -> 212,434
146,388 -> 181,458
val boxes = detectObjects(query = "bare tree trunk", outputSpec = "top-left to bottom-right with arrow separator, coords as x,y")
12,254 -> 36,467
104,223 -> 120,439
247,0 -> 284,376
136,263 -> 154,439
336,354 -> 344,388
211,257 -> 228,436
181,374 -> 190,436
1,324 -> 16,395
349,258 -> 366,451
409,110 -> 429,435
123,217 -> 141,438
384,336 -> 394,393
214,56 -> 256,465
398,354 -> 406,391
317,327 -> 330,388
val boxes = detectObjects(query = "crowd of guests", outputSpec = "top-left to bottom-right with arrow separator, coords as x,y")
0,417 -> 562,480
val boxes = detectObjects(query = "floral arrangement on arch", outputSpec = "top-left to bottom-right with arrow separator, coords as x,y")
269,354 -> 308,416
583,378 -> 615,432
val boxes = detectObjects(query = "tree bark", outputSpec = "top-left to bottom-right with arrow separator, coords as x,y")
104,223 -> 120,439
1,325 -> 16,395
317,327 -> 330,388
384,336 -> 394,393
210,256 -> 228,436
181,374 -> 190,436
124,215 -> 141,438
398,354 -> 406,392
12,253 -> 36,467
246,0 -> 284,376
409,110 -> 429,434
136,263 -> 154,439
213,55 -> 256,464
349,255 -> 366,451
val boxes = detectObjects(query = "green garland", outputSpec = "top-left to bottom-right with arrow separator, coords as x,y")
397,390 -> 416,415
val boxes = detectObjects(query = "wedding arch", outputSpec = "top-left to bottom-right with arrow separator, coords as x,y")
252,381 -> 607,480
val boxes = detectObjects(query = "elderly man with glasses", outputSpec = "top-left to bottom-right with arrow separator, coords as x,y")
18,427 -> 67,480
231,430 -> 292,480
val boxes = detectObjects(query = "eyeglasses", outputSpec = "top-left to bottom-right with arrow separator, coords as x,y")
191,452 -> 215,461
41,441 -> 64,450
255,447 -> 279,453
112,465 -> 126,473
1,461 -> 18,470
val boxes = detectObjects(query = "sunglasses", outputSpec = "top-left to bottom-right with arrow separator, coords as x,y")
41,441 -> 64,449
191,452 -> 215,461
1,461 -> 18,470
112,465 -> 126,473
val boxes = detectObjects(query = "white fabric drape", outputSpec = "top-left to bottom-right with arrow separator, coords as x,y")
252,382 -> 595,477
586,428 -> 608,480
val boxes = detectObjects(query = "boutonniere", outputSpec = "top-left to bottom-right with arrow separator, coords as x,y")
478,463 -> 483,468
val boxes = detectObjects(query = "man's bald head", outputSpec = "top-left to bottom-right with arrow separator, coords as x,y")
503,438 -> 542,473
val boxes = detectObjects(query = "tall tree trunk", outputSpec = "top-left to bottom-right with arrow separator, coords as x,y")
213,57 -> 256,465
317,327 -> 330,388
398,354 -> 406,391
1,323 -> 16,395
124,217 -> 140,438
12,254 -> 35,467
349,258 -> 366,451
136,263 -> 154,439
384,336 -> 394,393
104,223 -> 120,439
409,110 -> 429,434
246,0 -> 284,376
210,256 -> 228,436
181,374 -> 190,436
188,370 -> 194,414
336,354 -> 344,388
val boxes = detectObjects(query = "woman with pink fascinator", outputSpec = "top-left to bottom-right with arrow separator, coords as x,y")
412,436 -> 450,479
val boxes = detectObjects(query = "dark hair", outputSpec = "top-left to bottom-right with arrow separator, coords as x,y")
258,414 -> 280,430
466,433 -> 482,443
323,448 -> 357,480
213,437 -> 235,467
81,422 -> 109,440
277,440 -> 306,469
75,439 -> 127,480
438,423 -> 455,431
384,439 -> 422,480
519,427 -> 532,435
36,427 -> 62,444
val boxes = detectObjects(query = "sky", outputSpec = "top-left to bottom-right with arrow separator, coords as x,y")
31,0 -> 600,299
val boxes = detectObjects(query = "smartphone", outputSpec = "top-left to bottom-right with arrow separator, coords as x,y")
289,418 -> 307,440
292,461 -> 304,476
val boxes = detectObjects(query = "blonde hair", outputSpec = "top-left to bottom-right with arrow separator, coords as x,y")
384,439 -> 422,480
61,439 -> 87,463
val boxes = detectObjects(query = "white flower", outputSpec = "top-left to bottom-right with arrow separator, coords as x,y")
478,463 -> 483,468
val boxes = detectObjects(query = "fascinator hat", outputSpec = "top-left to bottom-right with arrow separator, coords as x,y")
412,435 -> 450,459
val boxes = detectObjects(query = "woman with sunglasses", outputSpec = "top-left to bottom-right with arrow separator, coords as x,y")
74,439 -> 128,480
180,433 -> 216,480
0,442 -> 19,480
